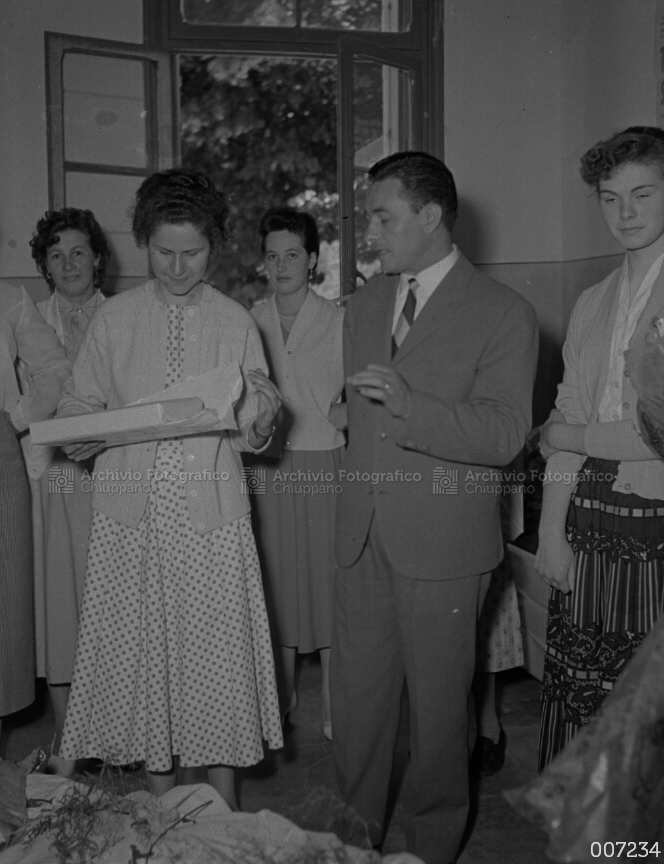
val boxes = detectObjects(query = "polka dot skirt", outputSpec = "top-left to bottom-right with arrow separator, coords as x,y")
60,304 -> 283,771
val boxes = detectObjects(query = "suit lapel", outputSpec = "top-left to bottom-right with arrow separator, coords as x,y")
356,276 -> 398,367
392,253 -> 472,364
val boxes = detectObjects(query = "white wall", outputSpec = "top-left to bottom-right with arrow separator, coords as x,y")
0,0 -> 143,282
444,0 -> 565,264
561,0 -> 657,262
445,0 -> 657,268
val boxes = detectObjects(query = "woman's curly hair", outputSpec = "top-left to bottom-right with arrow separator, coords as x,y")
580,126 -> 664,188
131,168 -> 229,251
30,208 -> 110,289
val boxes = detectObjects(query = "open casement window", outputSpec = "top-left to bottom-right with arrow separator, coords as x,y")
45,32 -> 175,282
337,39 -> 422,296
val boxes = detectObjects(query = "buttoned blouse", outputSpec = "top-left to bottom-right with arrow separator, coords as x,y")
58,280 -> 268,532
548,261 -> 664,498
251,289 -> 345,451
0,281 -> 70,431
41,289 -> 105,362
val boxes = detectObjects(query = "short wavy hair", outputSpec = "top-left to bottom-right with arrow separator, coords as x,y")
131,168 -> 229,252
258,206 -> 320,267
30,208 -> 111,289
580,126 -> 664,188
368,150 -> 458,231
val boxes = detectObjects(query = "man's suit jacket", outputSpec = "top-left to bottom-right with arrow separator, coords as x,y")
335,251 -> 539,581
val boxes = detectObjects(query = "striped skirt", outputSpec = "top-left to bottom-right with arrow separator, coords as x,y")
538,457 -> 664,770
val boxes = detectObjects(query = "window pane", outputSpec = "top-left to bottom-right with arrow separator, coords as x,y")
63,53 -> 148,168
181,0 -> 296,27
353,61 -> 415,279
180,0 -> 411,32
180,54 -> 339,301
302,0 -> 411,32
65,172 -> 146,277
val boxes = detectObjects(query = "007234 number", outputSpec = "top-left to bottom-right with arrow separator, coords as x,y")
591,842 -> 660,858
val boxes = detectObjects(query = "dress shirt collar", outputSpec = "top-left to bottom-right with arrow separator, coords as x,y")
394,244 -> 459,325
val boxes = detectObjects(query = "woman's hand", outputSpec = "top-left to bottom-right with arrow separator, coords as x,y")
535,530 -> 576,593
538,409 -> 565,459
62,440 -> 105,461
540,409 -> 589,458
246,369 -> 282,447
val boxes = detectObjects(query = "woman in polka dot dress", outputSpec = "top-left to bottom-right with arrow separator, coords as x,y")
57,169 -> 283,805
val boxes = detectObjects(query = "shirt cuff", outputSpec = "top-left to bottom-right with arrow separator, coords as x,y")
9,401 -> 28,433
245,421 -> 275,454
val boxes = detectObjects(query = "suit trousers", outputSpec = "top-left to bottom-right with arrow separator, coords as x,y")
331,516 -> 491,864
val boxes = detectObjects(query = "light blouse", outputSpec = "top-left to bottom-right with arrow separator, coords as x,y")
251,289 -> 345,451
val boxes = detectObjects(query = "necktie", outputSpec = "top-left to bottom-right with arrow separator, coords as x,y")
391,278 -> 418,357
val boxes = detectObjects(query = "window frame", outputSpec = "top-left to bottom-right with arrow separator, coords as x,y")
45,31 -> 176,210
337,38 -> 423,295
142,0 -> 443,295
153,0 -> 425,52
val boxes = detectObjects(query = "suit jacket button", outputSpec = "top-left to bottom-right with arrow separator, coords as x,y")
379,432 -> 386,439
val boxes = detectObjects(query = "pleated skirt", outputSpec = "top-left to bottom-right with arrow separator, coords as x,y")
0,411 -> 35,715
538,457 -> 664,770
31,451 -> 91,683
247,447 -> 343,653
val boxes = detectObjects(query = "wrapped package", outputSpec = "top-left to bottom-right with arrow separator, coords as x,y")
505,616 -> 664,862
29,398 -> 224,448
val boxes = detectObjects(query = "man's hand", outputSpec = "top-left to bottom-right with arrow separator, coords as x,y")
347,364 -> 412,419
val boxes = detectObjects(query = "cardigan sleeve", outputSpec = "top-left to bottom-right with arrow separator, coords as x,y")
230,318 -> 272,453
10,288 -> 70,431
552,277 -> 661,465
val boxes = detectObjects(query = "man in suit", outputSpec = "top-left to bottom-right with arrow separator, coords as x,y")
332,151 -> 538,864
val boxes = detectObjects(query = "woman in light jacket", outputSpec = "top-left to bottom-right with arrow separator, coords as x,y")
27,207 -> 109,772
58,169 -> 283,804
248,206 -> 345,739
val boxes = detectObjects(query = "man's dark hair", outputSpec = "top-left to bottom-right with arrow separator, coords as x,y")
368,150 -> 458,231
580,126 -> 664,188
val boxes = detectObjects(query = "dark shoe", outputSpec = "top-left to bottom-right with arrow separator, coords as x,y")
282,691 -> 298,727
472,728 -> 506,776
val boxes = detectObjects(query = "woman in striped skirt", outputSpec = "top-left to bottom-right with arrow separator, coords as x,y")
536,127 -> 664,769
